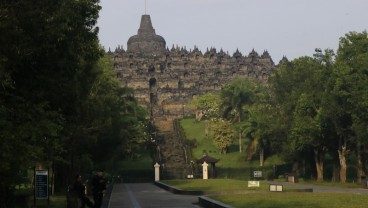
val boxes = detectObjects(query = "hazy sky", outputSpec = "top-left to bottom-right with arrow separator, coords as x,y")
98,0 -> 368,62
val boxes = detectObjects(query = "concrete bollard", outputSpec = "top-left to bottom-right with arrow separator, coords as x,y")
202,162 -> 208,180
154,163 -> 160,181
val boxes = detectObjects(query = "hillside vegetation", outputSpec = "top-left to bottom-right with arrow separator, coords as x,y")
180,118 -> 284,179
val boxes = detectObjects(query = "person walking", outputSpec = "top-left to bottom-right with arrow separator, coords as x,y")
91,169 -> 106,208
73,175 -> 94,208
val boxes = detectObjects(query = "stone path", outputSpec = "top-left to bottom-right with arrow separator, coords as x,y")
107,183 -> 200,208
266,181 -> 368,194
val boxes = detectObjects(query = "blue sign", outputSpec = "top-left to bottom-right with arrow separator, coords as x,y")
35,170 -> 48,199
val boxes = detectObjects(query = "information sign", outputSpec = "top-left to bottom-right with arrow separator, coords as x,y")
253,170 -> 262,178
35,170 -> 48,199
248,181 -> 260,187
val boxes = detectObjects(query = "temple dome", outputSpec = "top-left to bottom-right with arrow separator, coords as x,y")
127,15 -> 166,54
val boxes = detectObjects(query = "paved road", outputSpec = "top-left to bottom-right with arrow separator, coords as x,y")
107,183 -> 200,208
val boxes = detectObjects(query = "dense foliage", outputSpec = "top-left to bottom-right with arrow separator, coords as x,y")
0,0 -> 147,206
192,31 -> 368,183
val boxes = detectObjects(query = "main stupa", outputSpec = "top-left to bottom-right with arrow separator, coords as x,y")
127,15 -> 166,54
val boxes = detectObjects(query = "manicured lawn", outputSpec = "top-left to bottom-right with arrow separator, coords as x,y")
116,151 -> 153,171
114,150 -> 154,182
162,179 -> 304,192
162,179 -> 264,191
162,179 -> 368,208
212,193 -> 368,208
180,118 -> 285,179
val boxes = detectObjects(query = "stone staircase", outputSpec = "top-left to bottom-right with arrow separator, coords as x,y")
156,128 -> 192,179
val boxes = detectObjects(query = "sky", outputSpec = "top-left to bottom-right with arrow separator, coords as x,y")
98,0 -> 368,62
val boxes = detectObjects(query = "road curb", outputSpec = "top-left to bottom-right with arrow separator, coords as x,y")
198,196 -> 235,208
154,181 -> 236,208
154,181 -> 203,195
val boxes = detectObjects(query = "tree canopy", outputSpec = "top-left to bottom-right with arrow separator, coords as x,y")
0,1 -> 147,206
205,31 -> 368,183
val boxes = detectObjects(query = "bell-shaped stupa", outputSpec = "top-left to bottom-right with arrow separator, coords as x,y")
127,15 -> 166,54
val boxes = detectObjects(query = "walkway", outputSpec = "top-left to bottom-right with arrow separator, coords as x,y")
266,181 -> 368,194
107,183 -> 200,208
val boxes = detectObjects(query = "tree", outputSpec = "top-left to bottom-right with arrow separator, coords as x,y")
332,31 -> 368,183
189,93 -> 221,121
221,78 -> 260,153
269,53 -> 334,181
210,120 -> 234,154
0,0 -> 127,204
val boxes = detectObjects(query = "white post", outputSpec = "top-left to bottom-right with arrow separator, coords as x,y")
154,163 -> 160,181
202,162 -> 208,180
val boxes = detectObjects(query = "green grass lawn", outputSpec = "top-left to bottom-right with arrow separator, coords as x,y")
212,193 -> 368,208
162,179 -> 310,192
162,179 -> 368,208
162,179 -> 261,191
116,151 -> 153,171
114,150 -> 154,182
180,118 -> 285,179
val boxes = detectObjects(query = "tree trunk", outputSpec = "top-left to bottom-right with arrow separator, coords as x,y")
329,149 -> 340,182
356,140 -> 365,183
338,143 -> 348,183
51,162 -> 55,195
292,161 -> 299,176
314,149 -> 324,181
246,138 -> 257,161
259,148 -> 264,167
238,117 -> 242,153
332,162 -> 340,182
239,131 -> 242,153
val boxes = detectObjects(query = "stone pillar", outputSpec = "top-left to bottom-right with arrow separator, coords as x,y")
154,163 -> 160,181
202,162 -> 208,180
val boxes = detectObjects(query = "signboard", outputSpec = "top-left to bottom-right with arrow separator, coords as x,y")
35,170 -> 48,199
248,181 -> 260,187
253,170 -> 262,178
269,184 -> 283,192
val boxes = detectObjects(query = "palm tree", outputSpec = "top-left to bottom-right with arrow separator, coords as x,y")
221,78 -> 259,153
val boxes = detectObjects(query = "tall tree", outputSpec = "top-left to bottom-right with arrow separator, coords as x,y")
241,102 -> 277,166
333,31 -> 368,183
270,53 -> 334,181
221,78 -> 260,153
0,0 -> 112,203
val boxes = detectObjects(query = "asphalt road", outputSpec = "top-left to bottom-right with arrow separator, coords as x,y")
107,183 -> 201,208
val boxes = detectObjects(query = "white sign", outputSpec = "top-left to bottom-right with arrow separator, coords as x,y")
248,181 -> 260,187
253,171 -> 262,178
269,184 -> 283,192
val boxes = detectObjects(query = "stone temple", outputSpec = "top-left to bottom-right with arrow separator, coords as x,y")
109,14 -> 277,178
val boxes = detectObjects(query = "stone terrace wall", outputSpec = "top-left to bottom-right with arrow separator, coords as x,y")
109,46 -> 276,131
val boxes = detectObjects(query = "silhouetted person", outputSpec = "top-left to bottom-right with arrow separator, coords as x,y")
91,169 -> 106,208
73,175 -> 94,208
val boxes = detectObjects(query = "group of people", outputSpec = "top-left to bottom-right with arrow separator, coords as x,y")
73,169 -> 106,208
